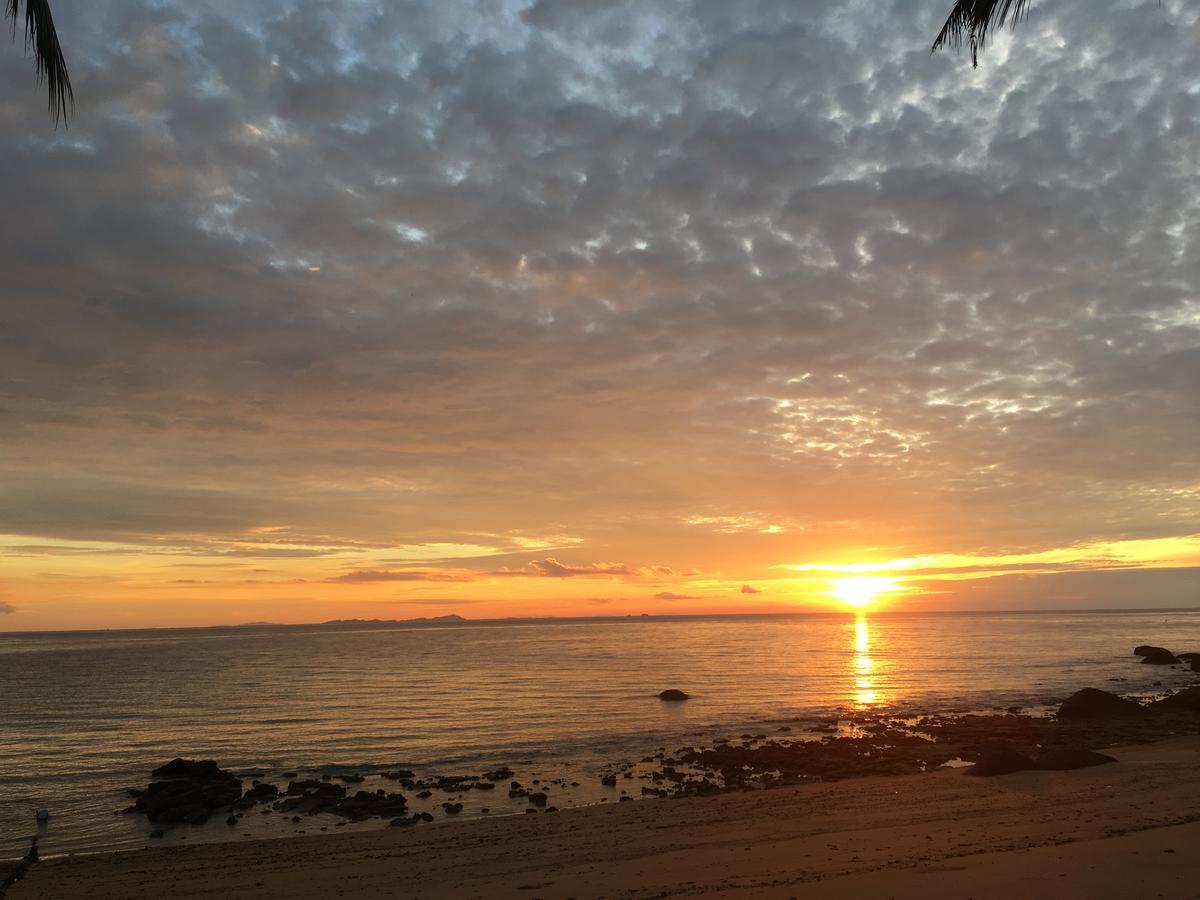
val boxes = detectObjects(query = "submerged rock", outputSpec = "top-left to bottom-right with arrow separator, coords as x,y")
658,689 -> 689,702
1057,688 -> 1144,719
1035,748 -> 1117,770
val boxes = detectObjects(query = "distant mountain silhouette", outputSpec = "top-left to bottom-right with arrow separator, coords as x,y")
318,615 -> 466,627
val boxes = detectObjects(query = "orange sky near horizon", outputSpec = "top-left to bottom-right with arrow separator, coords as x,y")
4,532 -> 1200,631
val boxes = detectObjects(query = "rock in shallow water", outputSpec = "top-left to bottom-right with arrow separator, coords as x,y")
1057,688 -> 1144,719
131,759 -> 243,825
1141,647 -> 1181,665
1154,687 -> 1200,712
658,689 -> 689,701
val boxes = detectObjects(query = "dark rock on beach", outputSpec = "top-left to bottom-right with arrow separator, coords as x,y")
1057,688 -> 1144,719
1154,687 -> 1200,712
966,748 -> 1037,776
658,689 -> 689,701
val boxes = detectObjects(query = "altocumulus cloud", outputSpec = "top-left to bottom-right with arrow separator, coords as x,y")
0,0 -> 1198,607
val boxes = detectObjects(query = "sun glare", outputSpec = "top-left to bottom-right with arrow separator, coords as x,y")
831,575 -> 896,609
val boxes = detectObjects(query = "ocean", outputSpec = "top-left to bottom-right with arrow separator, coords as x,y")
2,609 -> 1197,859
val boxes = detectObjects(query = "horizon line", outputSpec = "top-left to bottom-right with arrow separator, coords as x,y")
4,605 -> 1200,637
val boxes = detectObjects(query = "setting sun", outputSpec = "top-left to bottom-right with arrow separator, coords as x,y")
831,575 -> 897,609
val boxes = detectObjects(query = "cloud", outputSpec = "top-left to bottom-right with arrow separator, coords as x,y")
325,569 -> 474,584
491,558 -> 685,578
0,602 -> 14,614
740,585 -> 762,594
655,591 -> 700,600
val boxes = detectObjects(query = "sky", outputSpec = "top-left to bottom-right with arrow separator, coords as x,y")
1,0 -> 1198,630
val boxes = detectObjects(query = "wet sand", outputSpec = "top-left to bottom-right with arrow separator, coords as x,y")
9,735 -> 1200,899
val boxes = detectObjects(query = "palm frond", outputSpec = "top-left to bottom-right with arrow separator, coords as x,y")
932,0 -> 1034,67
6,0 -> 73,124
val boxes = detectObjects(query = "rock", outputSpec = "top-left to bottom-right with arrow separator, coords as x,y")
1057,688 -> 1144,719
600,774 -> 617,787
148,829 -> 164,839
1193,658 -> 1200,673
966,749 -> 1037,776
131,760 -> 243,825
658,689 -> 689,702
1035,748 -> 1117,770
441,802 -> 463,814
527,792 -> 548,807
1134,645 -> 1162,656
1141,647 -> 1181,665
1176,652 -> 1200,661
151,759 -> 228,779
235,782 -> 279,810
1154,687 -> 1200,712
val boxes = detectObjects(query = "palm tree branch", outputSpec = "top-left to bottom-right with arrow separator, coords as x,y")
932,0 -> 1034,67
6,0 -> 73,123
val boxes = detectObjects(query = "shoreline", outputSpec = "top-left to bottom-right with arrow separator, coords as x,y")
9,733 -> 1200,899
6,674 -> 1198,862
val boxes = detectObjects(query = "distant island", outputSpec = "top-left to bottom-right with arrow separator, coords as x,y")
318,615 -> 467,627
230,615 -> 467,630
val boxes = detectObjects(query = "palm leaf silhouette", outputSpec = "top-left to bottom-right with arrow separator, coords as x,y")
932,0 -> 1034,67
6,0 -> 72,123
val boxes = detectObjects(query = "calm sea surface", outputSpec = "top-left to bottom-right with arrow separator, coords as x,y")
2,610 -> 1198,858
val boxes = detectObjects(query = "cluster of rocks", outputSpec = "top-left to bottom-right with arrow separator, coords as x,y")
125,759 -> 243,825
1134,645 -> 1200,671
628,684 -> 1200,791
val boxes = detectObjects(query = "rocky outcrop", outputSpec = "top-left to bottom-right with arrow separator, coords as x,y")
1057,688 -> 1144,719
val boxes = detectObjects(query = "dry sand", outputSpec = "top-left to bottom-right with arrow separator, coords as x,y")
9,736 -> 1200,899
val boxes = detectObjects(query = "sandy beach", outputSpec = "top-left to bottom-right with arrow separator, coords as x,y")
9,734 -> 1200,900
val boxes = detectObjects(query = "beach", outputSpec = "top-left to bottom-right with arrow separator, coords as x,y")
8,734 -> 1200,899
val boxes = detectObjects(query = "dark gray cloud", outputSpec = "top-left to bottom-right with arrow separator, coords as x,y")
1,0 -> 1198,617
